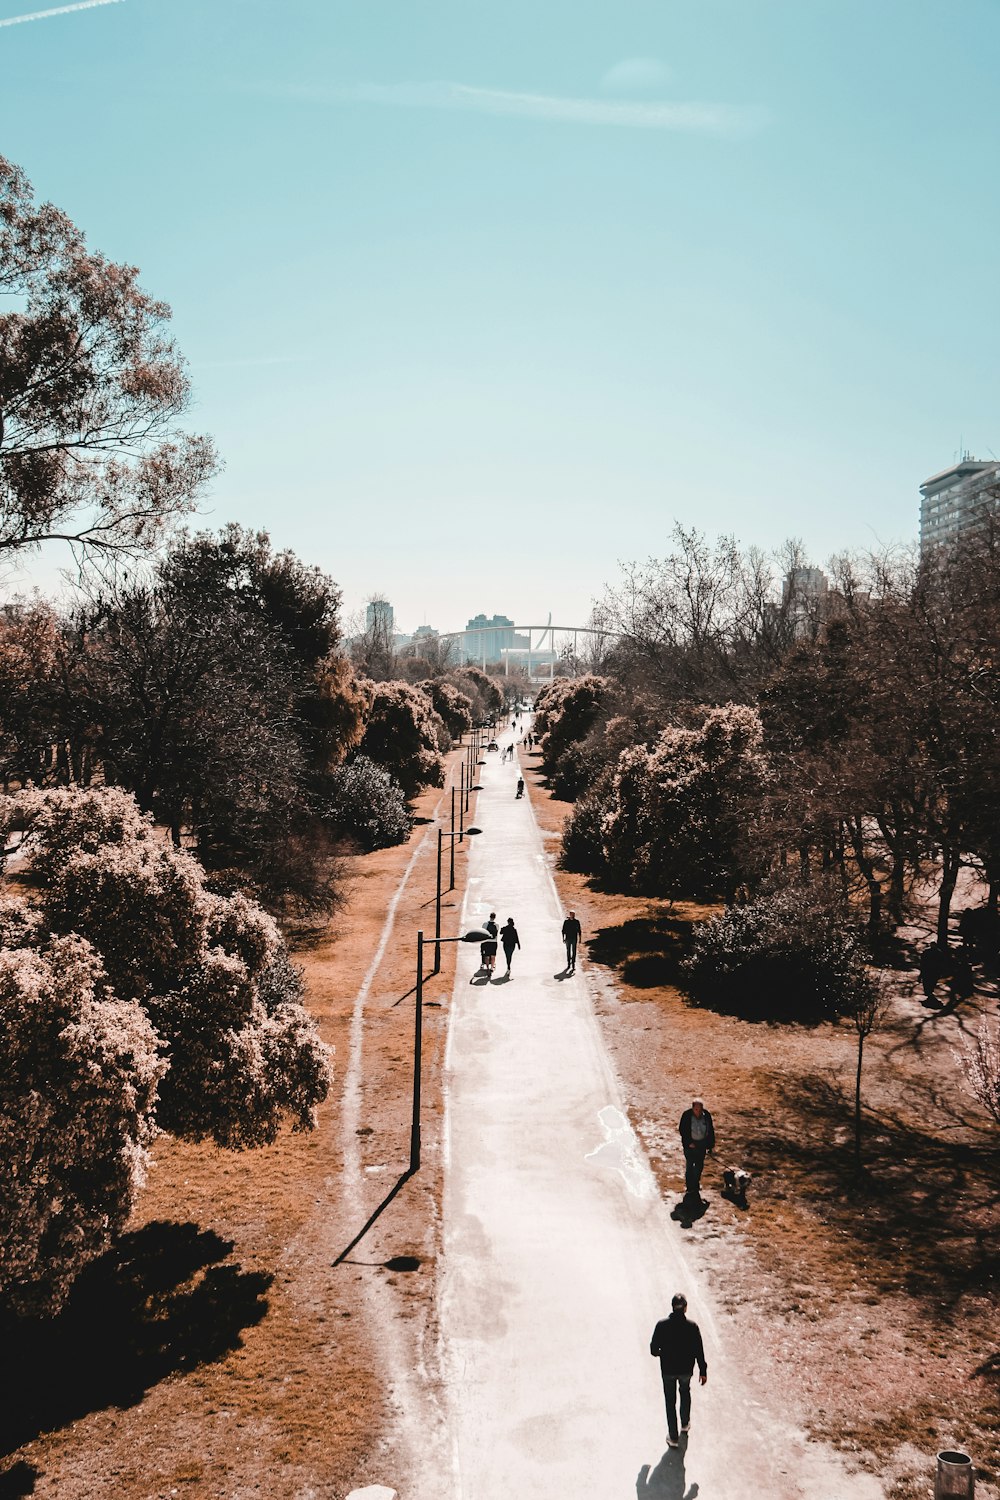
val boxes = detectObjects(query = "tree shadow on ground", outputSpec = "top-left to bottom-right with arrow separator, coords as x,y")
0,1221 -> 271,1458
741,1073 -> 1000,1314
586,916 -> 693,990
0,1462 -> 38,1498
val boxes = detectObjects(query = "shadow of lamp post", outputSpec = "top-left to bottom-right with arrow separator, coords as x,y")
412,926 -> 491,1172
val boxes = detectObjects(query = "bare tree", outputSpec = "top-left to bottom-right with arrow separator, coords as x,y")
959,1020 -> 1000,1127
846,973 -> 890,1173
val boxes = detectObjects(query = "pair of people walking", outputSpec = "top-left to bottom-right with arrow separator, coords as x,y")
480,912 -> 521,977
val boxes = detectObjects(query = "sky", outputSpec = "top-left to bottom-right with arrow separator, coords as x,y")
2,0 -> 1000,635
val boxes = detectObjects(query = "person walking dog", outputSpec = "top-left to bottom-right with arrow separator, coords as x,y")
679,1097 -> 715,1203
562,910 -> 582,971
650,1293 -> 707,1447
500,917 -> 521,976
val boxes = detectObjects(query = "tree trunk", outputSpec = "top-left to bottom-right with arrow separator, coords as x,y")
988,877 -> 999,918
937,846 -> 962,948
848,821 -> 882,941
854,1031 -> 864,1172
887,853 -> 906,926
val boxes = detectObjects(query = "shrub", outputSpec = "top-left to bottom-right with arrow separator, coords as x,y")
418,679 -> 474,741
601,704 -> 768,900
683,885 -> 870,1022
538,675 -> 616,798
34,819 -> 333,1146
1,785 -> 156,887
324,756 -> 412,851
0,935 -> 164,1315
357,681 -> 444,798
560,774 -> 614,874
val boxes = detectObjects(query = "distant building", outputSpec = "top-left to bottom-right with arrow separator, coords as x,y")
413,624 -> 439,642
464,613 -> 523,664
767,566 -> 843,641
366,598 -> 395,636
920,457 -> 1000,555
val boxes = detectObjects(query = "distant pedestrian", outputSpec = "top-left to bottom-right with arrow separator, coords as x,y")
500,917 -> 521,976
481,913 -> 499,974
516,777 -> 525,799
562,910 -> 582,971
650,1293 -> 707,1447
679,1097 -> 714,1203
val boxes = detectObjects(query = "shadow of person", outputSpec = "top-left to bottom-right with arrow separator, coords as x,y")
0,1221 -> 271,1459
469,972 -> 491,986
491,973 -> 511,984
554,967 -> 573,981
637,1441 -> 699,1498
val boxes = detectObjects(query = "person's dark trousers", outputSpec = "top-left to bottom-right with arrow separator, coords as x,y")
684,1145 -> 706,1198
661,1374 -> 692,1440
565,937 -> 577,967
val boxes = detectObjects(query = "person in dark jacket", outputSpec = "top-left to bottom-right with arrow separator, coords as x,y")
480,913 -> 499,974
561,911 -> 582,971
678,1098 -> 715,1202
500,917 -> 521,976
650,1293 -> 707,1446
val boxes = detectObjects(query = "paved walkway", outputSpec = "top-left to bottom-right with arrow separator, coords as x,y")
438,721 -> 885,1499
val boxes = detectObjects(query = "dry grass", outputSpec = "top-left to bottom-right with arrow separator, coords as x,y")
526,749 -> 1000,1500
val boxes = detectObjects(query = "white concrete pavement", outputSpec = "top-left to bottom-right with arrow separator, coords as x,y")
438,720 -> 884,1500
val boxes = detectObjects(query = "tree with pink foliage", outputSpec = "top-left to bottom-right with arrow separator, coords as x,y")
0,786 -> 332,1313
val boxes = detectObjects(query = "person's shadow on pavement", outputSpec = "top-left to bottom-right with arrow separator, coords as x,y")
554,966 -> 574,980
637,1440 -> 699,1498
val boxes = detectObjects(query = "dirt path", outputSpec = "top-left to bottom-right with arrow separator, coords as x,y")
438,721 -> 885,1499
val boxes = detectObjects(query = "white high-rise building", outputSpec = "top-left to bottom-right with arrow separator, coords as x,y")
920,457 -> 1000,555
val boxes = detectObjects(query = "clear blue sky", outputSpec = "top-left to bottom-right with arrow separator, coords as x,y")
3,0 -> 999,633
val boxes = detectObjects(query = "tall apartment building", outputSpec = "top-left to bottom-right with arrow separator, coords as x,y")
919,457 -> 1000,555
464,613 -> 518,663
366,598 -> 394,635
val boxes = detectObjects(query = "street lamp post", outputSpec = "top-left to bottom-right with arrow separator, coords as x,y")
411,926 -> 492,1172
450,787 -> 457,886
434,825 -> 482,972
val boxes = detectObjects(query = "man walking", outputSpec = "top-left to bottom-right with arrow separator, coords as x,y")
650,1293 -> 707,1447
561,910 -> 582,971
678,1097 -> 715,1203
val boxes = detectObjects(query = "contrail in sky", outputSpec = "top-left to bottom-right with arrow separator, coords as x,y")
0,0 -> 122,28
325,81 -> 764,137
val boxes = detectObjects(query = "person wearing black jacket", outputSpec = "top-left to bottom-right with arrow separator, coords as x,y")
650,1293 -> 708,1446
561,911 -> 582,971
500,917 -> 520,976
678,1097 -> 715,1203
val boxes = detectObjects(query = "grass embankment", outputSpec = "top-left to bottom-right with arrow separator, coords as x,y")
0,759 -> 468,1500
527,749 -> 1000,1500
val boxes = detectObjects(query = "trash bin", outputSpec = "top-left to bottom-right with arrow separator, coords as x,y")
935,1451 -> 974,1499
